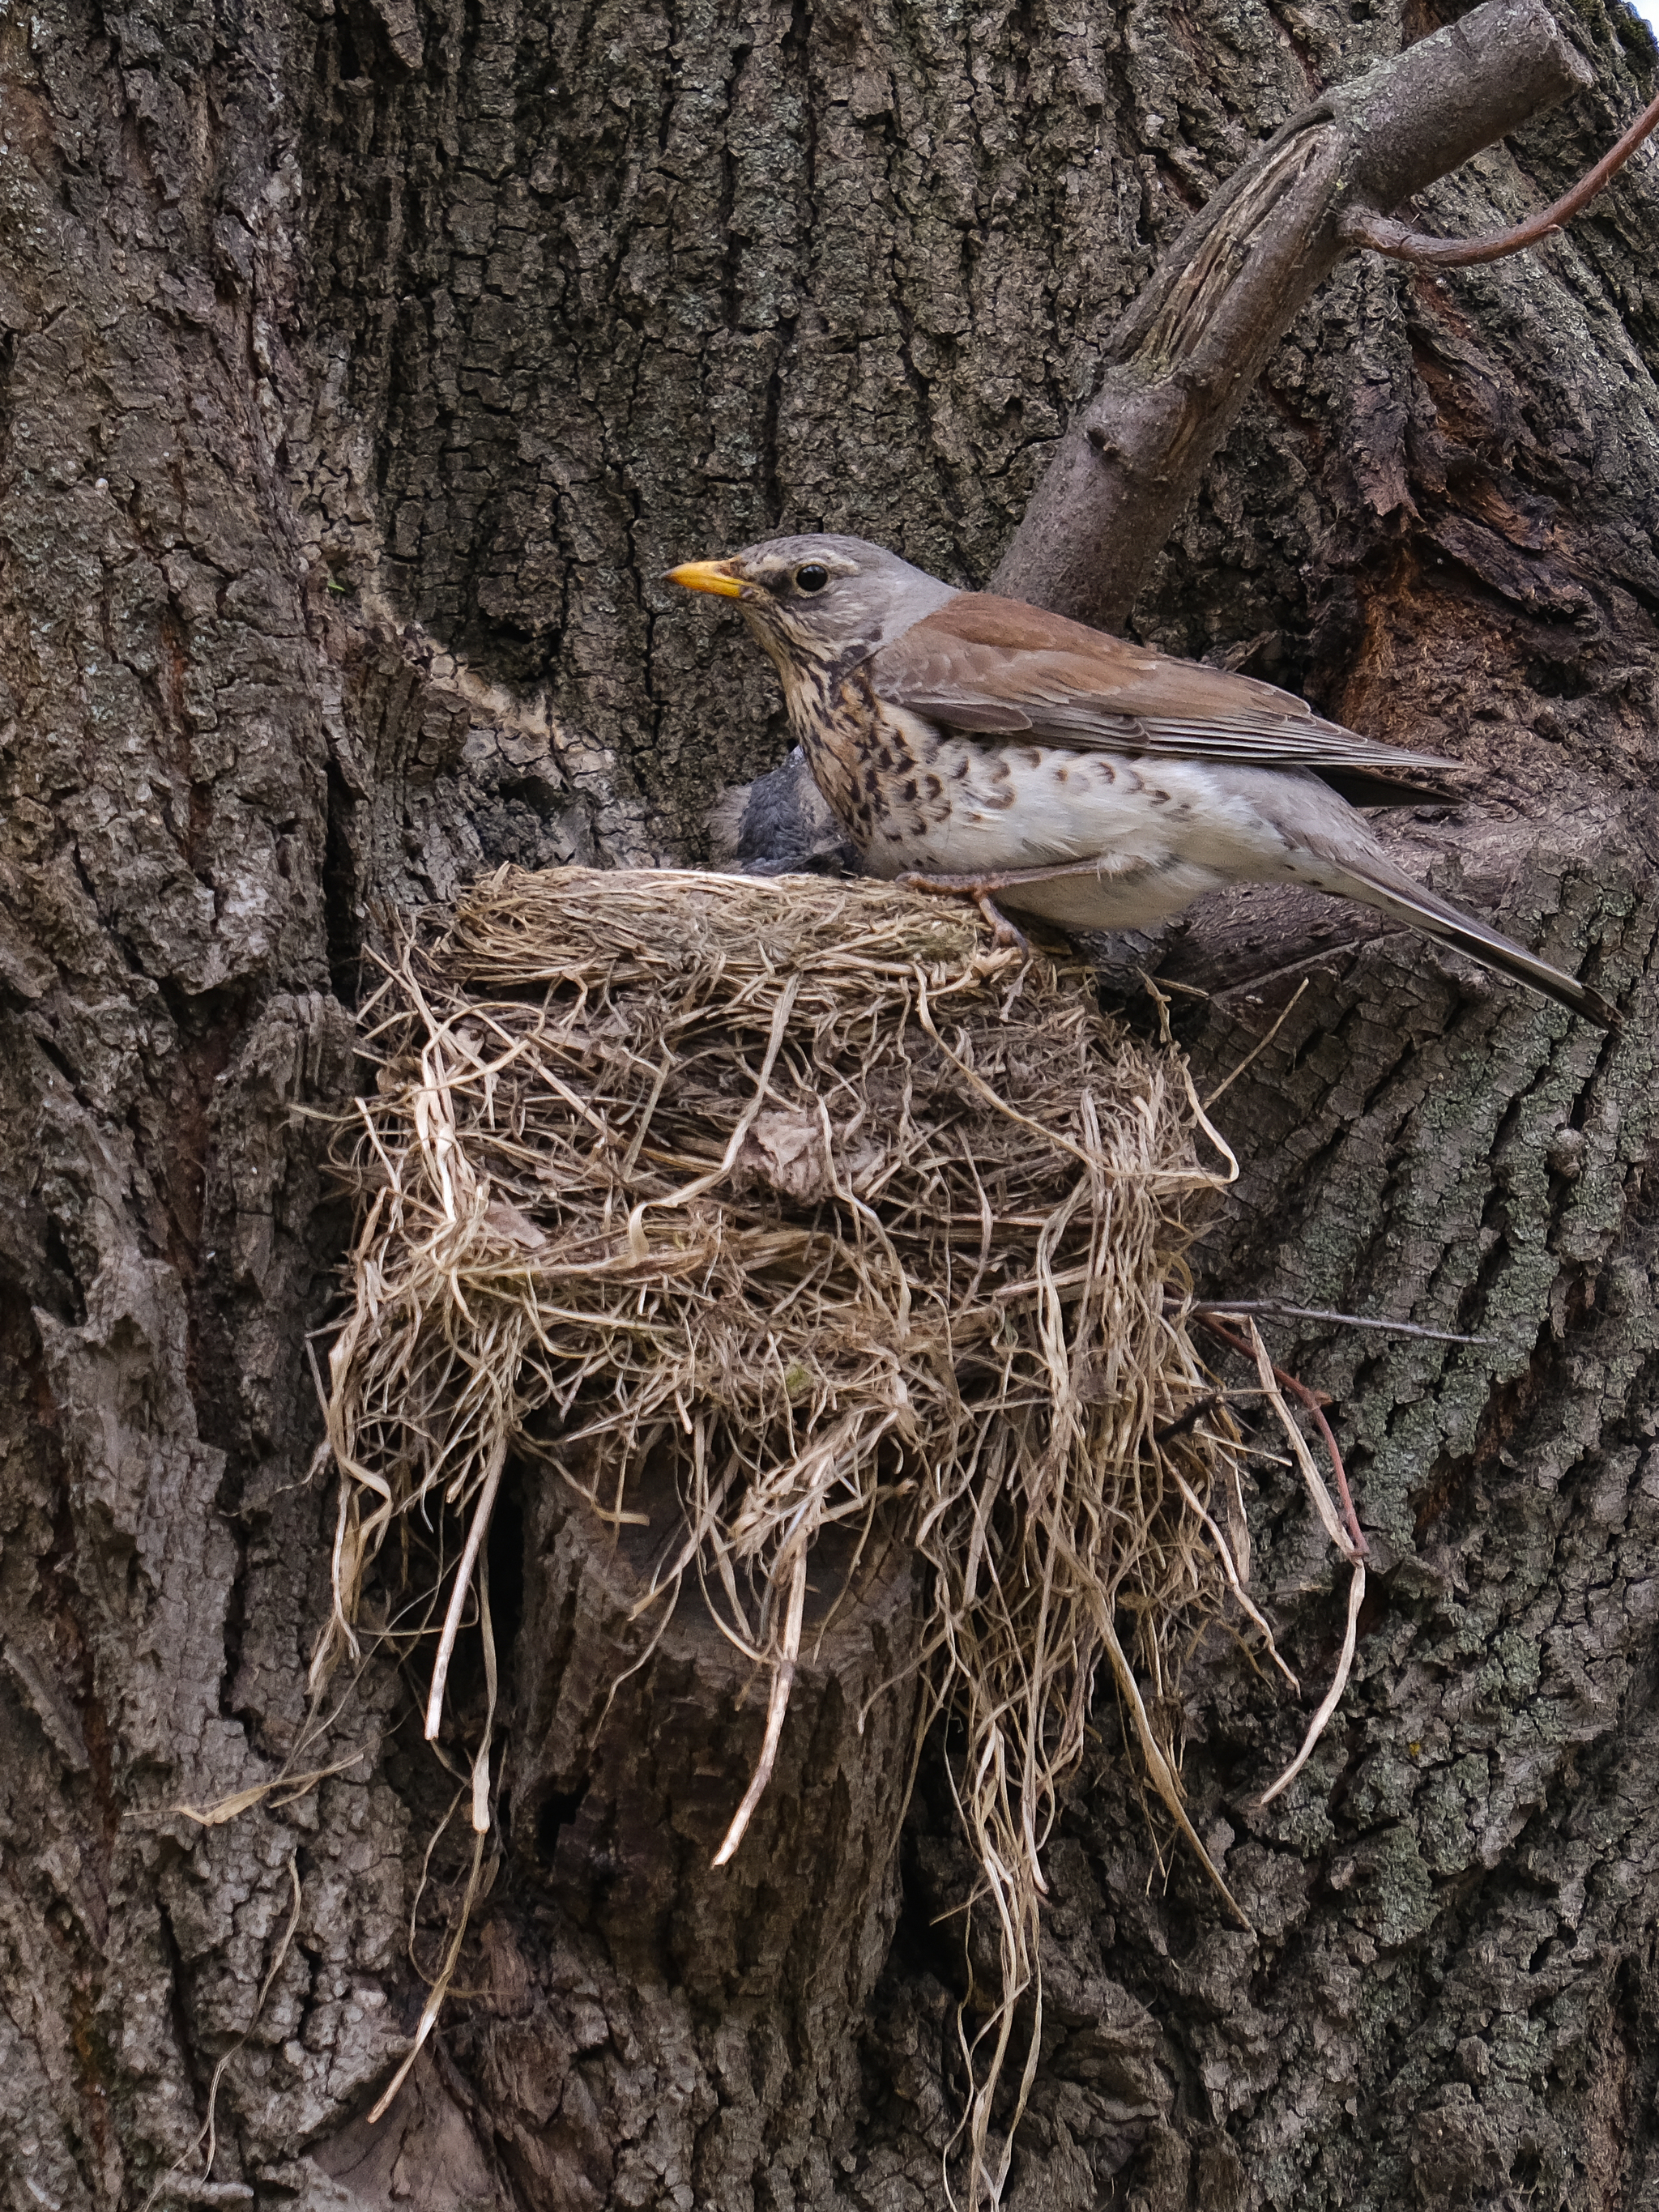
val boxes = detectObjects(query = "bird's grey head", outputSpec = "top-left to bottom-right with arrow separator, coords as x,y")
667,533 -> 958,681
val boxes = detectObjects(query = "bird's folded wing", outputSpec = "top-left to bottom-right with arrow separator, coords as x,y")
868,595 -> 1461,776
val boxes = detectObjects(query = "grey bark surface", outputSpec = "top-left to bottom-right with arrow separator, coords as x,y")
2,0 -> 1657,2209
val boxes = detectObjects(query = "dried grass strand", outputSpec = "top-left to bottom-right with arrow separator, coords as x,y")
1258,1561 -> 1367,1807
139,1855 -> 303,2212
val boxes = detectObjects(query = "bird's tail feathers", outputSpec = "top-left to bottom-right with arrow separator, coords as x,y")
1320,853 -> 1616,1027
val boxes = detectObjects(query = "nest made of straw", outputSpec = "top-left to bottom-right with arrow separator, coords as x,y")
319,863 -> 1260,2204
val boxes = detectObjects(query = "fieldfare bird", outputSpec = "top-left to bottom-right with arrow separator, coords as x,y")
668,533 -> 1613,1024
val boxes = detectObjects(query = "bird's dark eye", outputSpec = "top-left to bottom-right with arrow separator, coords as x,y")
794,563 -> 830,595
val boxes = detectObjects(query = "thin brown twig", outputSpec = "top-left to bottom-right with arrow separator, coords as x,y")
1346,86 -> 1659,268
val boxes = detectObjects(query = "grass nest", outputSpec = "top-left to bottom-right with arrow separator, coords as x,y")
317,863 -> 1287,2204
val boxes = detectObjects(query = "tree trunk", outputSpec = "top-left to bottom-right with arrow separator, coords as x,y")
3,0 -> 1657,2207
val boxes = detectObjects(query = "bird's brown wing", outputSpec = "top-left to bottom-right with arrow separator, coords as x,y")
868,595 -> 1461,778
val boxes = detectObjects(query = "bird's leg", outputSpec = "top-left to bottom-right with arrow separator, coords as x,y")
971,892 -> 1030,953
895,869 -> 1031,952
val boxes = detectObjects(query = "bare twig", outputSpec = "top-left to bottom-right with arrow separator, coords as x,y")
1190,1297 -> 1494,1346
995,0 -> 1593,628
1345,86 -> 1659,267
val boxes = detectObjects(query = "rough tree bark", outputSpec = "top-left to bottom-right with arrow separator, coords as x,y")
2,0 -> 1657,2208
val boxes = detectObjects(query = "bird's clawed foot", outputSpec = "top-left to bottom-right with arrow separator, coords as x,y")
973,893 -> 1030,953
897,871 -> 1031,953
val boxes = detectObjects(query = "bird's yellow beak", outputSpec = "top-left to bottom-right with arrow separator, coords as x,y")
667,558 -> 746,599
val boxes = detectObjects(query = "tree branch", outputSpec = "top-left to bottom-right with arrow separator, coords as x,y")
1344,82 -> 1659,267
992,0 -> 1595,629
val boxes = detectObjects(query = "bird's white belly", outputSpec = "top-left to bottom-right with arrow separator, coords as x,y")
859,732 -> 1301,931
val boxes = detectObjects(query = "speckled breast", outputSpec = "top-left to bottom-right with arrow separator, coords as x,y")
785,666 -> 957,863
